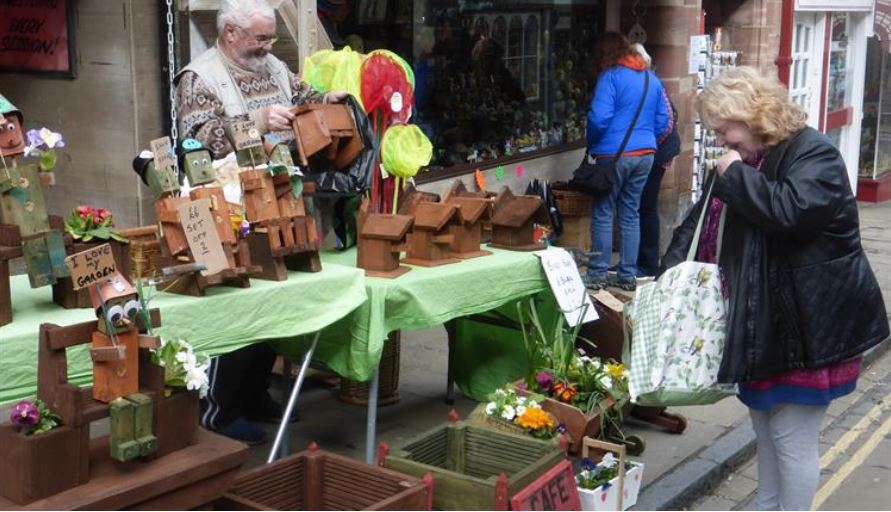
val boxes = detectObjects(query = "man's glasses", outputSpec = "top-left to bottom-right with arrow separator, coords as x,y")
235,25 -> 278,46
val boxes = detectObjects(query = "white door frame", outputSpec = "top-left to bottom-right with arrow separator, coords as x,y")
791,12 -> 824,127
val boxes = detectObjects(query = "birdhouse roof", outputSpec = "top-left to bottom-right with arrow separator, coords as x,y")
446,196 -> 490,224
360,214 -> 413,240
491,194 -> 546,228
413,202 -> 459,231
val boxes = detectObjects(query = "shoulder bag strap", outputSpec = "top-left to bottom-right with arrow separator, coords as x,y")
686,172 -> 717,262
613,71 -> 650,158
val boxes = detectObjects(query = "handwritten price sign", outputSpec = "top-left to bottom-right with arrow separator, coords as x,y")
176,199 -> 229,276
535,248 -> 598,326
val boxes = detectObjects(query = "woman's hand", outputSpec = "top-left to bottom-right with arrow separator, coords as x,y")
717,149 -> 742,176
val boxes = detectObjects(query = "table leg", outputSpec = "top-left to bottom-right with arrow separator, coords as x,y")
444,319 -> 457,405
364,365 -> 381,464
267,331 -> 320,463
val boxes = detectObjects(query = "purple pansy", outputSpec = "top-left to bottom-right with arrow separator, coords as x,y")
10,400 -> 39,428
535,371 -> 554,391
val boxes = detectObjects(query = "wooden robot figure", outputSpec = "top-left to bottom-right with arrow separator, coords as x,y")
88,271 -> 158,462
238,136 -> 321,281
0,93 -> 68,291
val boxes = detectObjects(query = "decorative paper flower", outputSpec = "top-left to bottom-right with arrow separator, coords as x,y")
10,400 -> 39,428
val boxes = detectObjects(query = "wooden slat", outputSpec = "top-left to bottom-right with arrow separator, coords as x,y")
44,309 -> 161,351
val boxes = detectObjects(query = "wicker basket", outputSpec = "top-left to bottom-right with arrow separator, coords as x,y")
554,189 -> 593,217
338,331 -> 401,406
118,226 -> 161,280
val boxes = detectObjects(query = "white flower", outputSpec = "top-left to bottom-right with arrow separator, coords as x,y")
485,402 -> 497,415
516,405 -> 527,417
599,453 -> 617,469
501,405 -> 516,421
599,375 -> 613,389
176,350 -> 197,368
185,364 -> 209,395
579,355 -> 592,364
517,396 -> 527,405
592,359 -> 603,369
528,400 -> 539,408
494,388 -> 506,397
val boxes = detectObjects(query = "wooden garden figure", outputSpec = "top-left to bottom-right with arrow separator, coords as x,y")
239,136 -> 321,281
180,138 -> 255,276
264,134 -> 307,218
489,187 -> 550,251
86,270 -> 158,462
357,198 -> 413,278
0,93 -> 69,292
401,201 -> 461,267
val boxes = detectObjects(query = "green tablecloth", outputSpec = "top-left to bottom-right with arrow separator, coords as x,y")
0,264 -> 367,404
303,247 -> 551,382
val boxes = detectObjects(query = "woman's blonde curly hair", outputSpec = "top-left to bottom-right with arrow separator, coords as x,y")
697,67 -> 807,148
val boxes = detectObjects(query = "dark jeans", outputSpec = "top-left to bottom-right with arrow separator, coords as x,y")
200,343 -> 277,429
637,163 -> 666,277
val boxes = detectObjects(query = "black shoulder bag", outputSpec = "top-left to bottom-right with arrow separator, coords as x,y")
570,71 -> 650,197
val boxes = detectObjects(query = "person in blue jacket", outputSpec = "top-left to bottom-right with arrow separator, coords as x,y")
585,32 -> 673,291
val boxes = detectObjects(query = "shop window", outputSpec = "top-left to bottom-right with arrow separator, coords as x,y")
860,36 -> 891,180
325,0 -> 604,172
827,12 -> 853,113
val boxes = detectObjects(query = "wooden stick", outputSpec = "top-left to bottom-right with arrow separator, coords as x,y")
581,437 -> 627,511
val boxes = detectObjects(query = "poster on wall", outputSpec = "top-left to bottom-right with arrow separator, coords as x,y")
0,0 -> 76,77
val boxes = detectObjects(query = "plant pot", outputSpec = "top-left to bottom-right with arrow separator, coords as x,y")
0,422 -> 90,505
578,462 -> 644,511
514,380 -> 615,454
39,172 -> 55,187
155,389 -> 200,457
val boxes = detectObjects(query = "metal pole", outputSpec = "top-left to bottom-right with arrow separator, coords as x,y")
267,331 -> 320,463
364,365 -> 381,464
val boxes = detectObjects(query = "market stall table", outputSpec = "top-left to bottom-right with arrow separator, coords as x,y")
303,247 -> 552,463
0,263 -> 367,404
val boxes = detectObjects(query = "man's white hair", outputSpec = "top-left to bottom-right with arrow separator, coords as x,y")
217,0 -> 276,33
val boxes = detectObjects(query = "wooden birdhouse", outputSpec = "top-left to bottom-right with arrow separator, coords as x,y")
402,202 -> 461,267
0,223 -> 22,327
397,186 -> 440,215
489,187 -> 550,251
357,200 -> 414,278
240,169 -> 280,224
291,103 -> 362,169
155,196 -> 192,258
444,195 -> 492,259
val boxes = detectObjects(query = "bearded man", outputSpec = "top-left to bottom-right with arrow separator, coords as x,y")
174,0 -> 344,445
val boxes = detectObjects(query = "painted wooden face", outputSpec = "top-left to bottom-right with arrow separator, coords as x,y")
183,149 -> 215,186
0,114 -> 25,158
145,161 -> 180,200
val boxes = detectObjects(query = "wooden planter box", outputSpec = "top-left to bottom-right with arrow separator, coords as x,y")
139,350 -> 200,457
383,421 -> 566,511
219,448 -> 431,510
0,423 -> 90,505
514,380 -> 615,454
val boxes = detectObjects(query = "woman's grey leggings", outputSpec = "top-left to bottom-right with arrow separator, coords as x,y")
749,404 -> 828,510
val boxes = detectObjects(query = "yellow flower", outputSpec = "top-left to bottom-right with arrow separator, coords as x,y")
517,407 -> 555,431
606,363 -> 626,380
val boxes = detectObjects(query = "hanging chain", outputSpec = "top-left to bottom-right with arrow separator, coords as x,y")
165,0 -> 180,174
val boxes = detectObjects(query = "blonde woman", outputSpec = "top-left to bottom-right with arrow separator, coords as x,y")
662,67 -> 888,510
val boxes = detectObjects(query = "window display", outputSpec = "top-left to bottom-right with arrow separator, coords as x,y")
323,0 -> 605,171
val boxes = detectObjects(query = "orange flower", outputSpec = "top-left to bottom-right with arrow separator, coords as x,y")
552,381 -> 578,403
517,407 -> 555,431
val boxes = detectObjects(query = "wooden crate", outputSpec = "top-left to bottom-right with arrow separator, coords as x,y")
383,421 -> 566,510
219,447 -> 431,510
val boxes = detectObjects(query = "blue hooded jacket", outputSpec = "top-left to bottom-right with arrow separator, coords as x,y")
586,64 -> 673,158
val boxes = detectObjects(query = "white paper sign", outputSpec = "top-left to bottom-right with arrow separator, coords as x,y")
535,248 -> 599,326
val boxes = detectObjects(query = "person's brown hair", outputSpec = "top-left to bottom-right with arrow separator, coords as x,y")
596,32 -> 634,71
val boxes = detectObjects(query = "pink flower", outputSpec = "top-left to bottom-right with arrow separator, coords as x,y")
10,400 -> 39,428
76,205 -> 91,219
